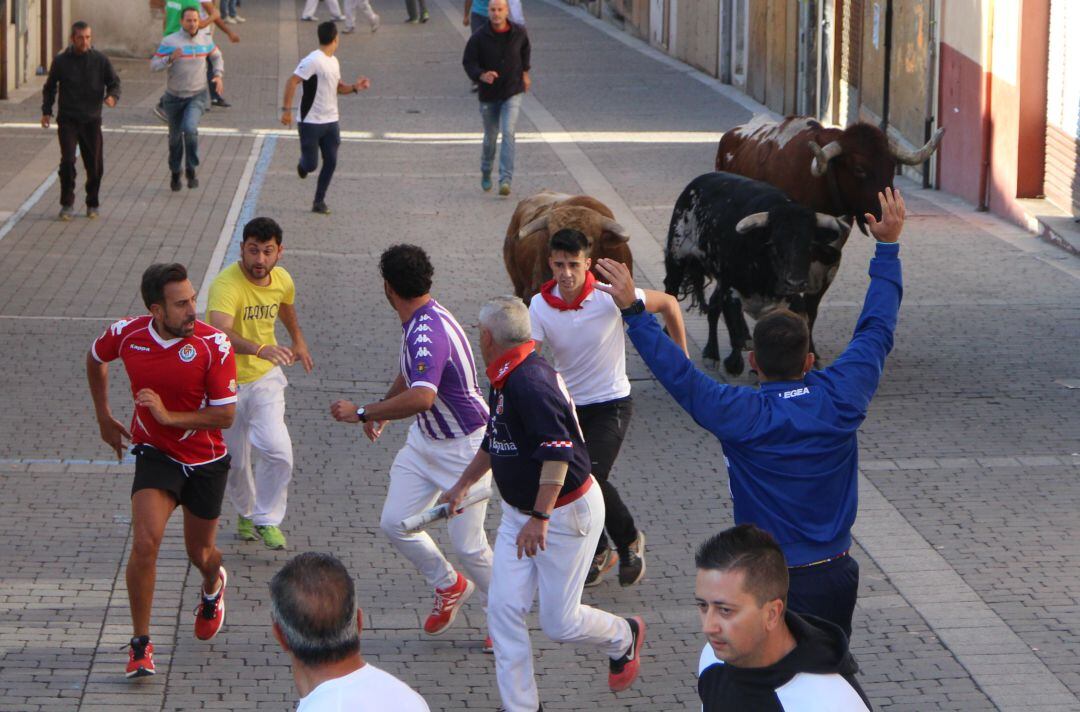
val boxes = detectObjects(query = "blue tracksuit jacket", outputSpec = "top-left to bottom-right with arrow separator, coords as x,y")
625,242 -> 902,565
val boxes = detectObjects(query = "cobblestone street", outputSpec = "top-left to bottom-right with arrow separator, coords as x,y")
0,0 -> 1078,710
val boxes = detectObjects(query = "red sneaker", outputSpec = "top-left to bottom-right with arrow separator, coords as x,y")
423,571 -> 474,636
125,636 -> 155,678
482,635 -> 494,654
608,616 -> 645,692
194,567 -> 227,641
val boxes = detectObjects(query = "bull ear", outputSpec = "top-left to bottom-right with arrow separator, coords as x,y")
890,126 -> 945,165
517,214 -> 550,240
601,218 -> 630,242
808,140 -> 843,177
736,212 -> 770,234
814,213 -> 848,234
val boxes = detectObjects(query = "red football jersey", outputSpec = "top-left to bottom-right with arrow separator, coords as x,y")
91,315 -> 238,465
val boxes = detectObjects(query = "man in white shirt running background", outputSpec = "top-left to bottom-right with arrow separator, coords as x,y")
281,21 -> 371,215
271,552 -> 430,712
529,228 -> 688,587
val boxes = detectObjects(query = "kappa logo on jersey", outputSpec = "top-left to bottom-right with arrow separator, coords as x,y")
418,314 -> 432,321
110,318 -> 134,336
414,324 -> 432,333
415,346 -> 432,358
487,422 -> 518,456
413,334 -> 433,345
208,332 -> 232,365
178,343 -> 198,363
228,379 -> 237,393
130,344 -> 151,352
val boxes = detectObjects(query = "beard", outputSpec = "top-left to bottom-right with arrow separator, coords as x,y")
163,317 -> 195,338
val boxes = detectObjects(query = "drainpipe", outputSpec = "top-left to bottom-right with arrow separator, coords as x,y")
880,0 -> 893,133
923,0 -> 937,189
977,0 -> 994,211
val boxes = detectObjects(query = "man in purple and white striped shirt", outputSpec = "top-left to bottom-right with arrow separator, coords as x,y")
331,245 -> 493,647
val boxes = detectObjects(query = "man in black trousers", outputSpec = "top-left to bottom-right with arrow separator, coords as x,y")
42,21 -> 121,221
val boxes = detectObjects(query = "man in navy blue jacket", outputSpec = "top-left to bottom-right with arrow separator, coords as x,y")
594,188 -> 906,639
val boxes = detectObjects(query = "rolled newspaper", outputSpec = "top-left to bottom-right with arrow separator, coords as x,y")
400,487 -> 493,533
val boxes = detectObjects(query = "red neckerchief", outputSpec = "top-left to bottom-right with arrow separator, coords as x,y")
539,271 -> 595,311
487,341 -> 535,389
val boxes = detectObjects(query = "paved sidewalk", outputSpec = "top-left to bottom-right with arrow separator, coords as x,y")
0,0 -> 1078,710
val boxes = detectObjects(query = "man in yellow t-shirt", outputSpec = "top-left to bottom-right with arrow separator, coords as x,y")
207,217 -> 313,549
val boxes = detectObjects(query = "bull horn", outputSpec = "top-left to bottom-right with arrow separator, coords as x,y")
808,140 -> 843,177
517,214 -> 550,240
601,218 -> 630,241
735,212 -> 770,234
891,126 -> 946,165
814,213 -> 848,233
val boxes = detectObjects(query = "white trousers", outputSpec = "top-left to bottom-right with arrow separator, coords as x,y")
223,367 -> 294,526
302,0 -> 342,19
380,422 -> 494,593
488,480 -> 632,712
344,0 -> 377,27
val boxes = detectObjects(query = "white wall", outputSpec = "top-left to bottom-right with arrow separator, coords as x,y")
72,0 -> 160,57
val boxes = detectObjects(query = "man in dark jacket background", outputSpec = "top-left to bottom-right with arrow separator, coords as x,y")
694,525 -> 871,711
41,21 -> 121,221
595,188 -> 906,638
462,0 -> 530,197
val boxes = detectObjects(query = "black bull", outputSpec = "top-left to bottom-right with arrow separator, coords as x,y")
663,172 -> 857,376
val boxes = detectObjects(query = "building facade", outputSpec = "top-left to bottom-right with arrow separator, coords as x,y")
583,0 -> 1078,229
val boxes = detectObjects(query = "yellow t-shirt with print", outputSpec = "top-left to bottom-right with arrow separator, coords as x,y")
207,262 -> 296,384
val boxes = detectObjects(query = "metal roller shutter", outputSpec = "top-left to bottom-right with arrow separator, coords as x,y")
1044,1 -> 1080,216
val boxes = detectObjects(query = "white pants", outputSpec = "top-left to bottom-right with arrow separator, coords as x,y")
302,0 -> 342,19
488,480 -> 632,712
344,0 -> 377,27
223,367 -> 294,526
380,422 -> 494,593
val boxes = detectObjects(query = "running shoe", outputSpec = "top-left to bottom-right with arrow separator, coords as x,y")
498,181 -> 511,196
58,206 -> 74,221
423,571 -> 474,635
371,14 -> 380,31
585,547 -> 617,588
86,206 -> 99,219
481,172 -> 492,192
482,635 -> 494,654
608,616 -> 645,692
420,9 -> 430,22
618,531 -> 646,587
255,524 -> 287,550
125,635 -> 155,678
234,14 -> 246,22
170,172 -> 182,192
312,201 -> 330,215
194,567 -> 227,641
237,515 -> 257,541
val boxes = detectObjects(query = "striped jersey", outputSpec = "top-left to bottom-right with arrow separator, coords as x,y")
400,299 -> 488,440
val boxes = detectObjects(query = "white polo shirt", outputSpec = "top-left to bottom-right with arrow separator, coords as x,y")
528,284 -> 646,407
296,664 -> 429,712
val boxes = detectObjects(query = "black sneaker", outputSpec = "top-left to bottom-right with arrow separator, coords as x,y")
585,547 -> 617,588
185,169 -> 198,189
312,201 -> 330,214
170,172 -> 182,191
618,531 -> 646,587
297,164 -> 308,179
211,97 -> 231,108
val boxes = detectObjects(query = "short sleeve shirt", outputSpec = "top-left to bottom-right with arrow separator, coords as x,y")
480,352 -> 591,510
91,316 -> 237,465
294,49 -> 340,124
400,299 -> 489,439
296,664 -> 430,712
528,285 -> 646,406
206,262 -> 295,384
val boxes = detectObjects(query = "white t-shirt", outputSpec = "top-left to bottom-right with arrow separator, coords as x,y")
295,664 -> 430,712
529,284 -> 646,406
294,49 -> 341,124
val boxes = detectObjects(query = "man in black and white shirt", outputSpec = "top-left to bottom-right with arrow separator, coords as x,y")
281,21 -> 370,215
694,525 -> 871,711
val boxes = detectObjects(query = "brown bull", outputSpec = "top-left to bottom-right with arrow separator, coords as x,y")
504,191 -> 634,302
715,115 -> 943,226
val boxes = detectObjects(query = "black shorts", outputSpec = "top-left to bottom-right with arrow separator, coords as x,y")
131,445 -> 231,521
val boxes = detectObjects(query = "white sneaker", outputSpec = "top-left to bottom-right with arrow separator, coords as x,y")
224,16 -> 237,23
301,15 -> 317,21
371,14 -> 380,31
343,25 -> 356,33
234,14 -> 246,22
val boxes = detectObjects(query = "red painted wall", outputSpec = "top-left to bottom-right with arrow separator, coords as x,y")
937,42 -> 985,206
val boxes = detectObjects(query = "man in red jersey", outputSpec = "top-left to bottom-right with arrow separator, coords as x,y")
86,262 -> 238,679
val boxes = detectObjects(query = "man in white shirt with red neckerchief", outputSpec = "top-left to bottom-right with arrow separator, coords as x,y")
86,262 -> 238,679
529,228 -> 688,589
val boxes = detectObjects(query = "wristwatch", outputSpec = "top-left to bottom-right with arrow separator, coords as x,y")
356,406 -> 368,423
620,299 -> 646,317
529,510 -> 551,521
